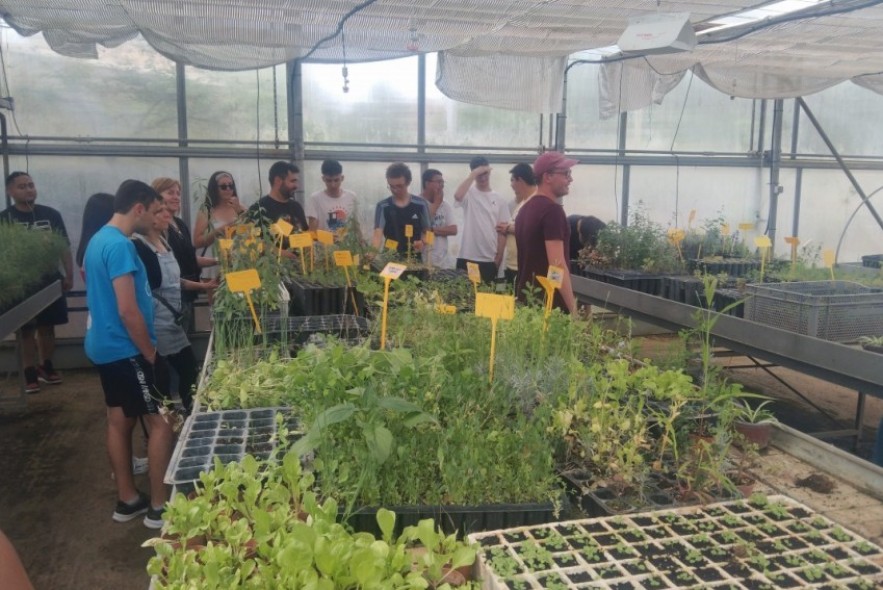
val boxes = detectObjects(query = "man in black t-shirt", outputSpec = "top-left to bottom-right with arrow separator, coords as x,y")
246,161 -> 309,240
1,172 -> 74,392
371,163 -> 431,259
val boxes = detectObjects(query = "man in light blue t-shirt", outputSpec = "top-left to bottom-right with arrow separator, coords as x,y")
84,179 -> 173,530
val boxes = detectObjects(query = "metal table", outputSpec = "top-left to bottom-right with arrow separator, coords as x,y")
573,275 -> 883,445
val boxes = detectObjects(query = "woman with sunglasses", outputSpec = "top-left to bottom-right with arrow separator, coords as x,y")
193,171 -> 244,281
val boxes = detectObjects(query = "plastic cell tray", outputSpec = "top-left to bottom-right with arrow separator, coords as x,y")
263,314 -> 370,341
743,280 -> 883,342
165,407 -> 300,485
470,495 -> 883,590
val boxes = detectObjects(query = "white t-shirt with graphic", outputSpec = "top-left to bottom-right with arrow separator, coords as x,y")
426,200 -> 456,269
305,189 -> 357,232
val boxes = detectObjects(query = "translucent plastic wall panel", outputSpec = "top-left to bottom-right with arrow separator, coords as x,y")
185,65 -> 288,144
626,74 -> 754,153
2,31 -> 177,138
563,164 -> 627,224
795,84 -> 883,157
5,155 -> 178,293
625,166 -> 766,231
425,55 -> 543,149
793,168 -> 883,263
563,63 -> 623,151
302,58 -> 418,145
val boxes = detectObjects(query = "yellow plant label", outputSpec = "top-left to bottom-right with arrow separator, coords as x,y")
385,238 -> 399,251
547,265 -> 564,289
466,262 -> 481,283
823,250 -> 836,268
226,269 -> 261,293
475,293 -> 515,321
379,262 -> 408,280
667,228 -> 685,244
721,223 -> 730,236
353,254 -> 361,267
270,219 -> 293,238
404,224 -> 414,238
435,304 -> 457,315
784,236 -> 800,245
739,222 -> 754,231
754,236 -> 772,249
289,233 -> 313,249
315,230 -> 334,245
334,250 -> 354,267
424,230 -> 435,246
217,238 -> 233,253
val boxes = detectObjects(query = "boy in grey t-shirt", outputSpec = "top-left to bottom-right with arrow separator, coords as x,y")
306,159 -> 357,235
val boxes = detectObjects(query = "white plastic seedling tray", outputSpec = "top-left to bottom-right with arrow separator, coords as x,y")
165,407 -> 300,485
469,495 -> 883,590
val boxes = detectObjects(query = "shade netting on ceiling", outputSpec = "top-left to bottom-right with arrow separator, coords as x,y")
3,0 -> 883,114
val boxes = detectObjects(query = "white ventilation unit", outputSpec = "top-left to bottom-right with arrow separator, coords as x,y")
617,12 -> 697,55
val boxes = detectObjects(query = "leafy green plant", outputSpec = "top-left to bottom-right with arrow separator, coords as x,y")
0,221 -> 67,311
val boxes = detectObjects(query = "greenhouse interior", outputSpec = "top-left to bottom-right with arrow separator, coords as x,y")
0,1 -> 882,588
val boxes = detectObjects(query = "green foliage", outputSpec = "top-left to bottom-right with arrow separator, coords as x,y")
0,221 -> 67,311
147,453 -> 478,589
589,208 -> 681,273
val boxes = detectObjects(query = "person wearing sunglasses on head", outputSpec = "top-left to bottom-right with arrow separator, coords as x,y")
193,171 -> 243,282
514,152 -> 578,314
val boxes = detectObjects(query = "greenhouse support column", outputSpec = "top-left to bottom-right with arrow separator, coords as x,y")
287,60 -> 305,204
790,99 -> 802,238
176,62 -> 191,224
417,54 -> 426,168
1,114 -> 9,209
618,111 -> 630,227
555,67 -> 568,152
767,99 -> 784,254
797,97 -> 883,232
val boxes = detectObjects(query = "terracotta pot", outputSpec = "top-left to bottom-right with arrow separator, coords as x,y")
734,421 -> 772,450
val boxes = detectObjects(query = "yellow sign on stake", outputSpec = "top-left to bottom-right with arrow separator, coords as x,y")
424,230 -> 435,269
475,293 -> 515,382
270,220 -> 294,261
754,235 -> 772,281
668,228 -> 685,259
404,224 -> 414,238
289,232 -> 313,274
823,249 -> 836,280
784,236 -> 800,270
334,250 -> 359,316
379,262 -> 408,349
315,230 -> 334,245
739,222 -> 754,231
225,269 -> 263,334
721,223 -> 730,236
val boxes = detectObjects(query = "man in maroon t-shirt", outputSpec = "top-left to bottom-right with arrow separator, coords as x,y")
514,152 -> 578,313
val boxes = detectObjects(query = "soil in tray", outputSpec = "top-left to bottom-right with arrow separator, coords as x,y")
639,575 -> 667,589
721,561 -> 752,579
477,535 -> 500,547
701,547 -> 731,563
621,560 -> 651,576
182,446 -> 211,458
551,553 -> 578,568
631,516 -> 658,527
648,555 -> 677,571
763,571 -> 802,588
594,533 -> 620,546
666,571 -> 699,587
502,532 -> 527,543
594,564 -> 624,579
620,530 -> 647,543
565,570 -> 592,584
850,561 -> 882,576
608,582 -> 636,590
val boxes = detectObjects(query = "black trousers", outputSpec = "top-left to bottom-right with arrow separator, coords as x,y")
165,346 -> 198,413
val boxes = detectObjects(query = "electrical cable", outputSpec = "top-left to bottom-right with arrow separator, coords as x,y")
834,184 -> 883,264
301,0 -> 380,62
669,68 -> 695,227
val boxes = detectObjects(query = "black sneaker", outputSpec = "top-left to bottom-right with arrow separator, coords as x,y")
23,366 -> 40,394
37,360 -> 62,384
144,505 -> 165,530
112,492 -> 149,522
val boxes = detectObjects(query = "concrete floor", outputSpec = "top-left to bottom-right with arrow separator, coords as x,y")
0,370 -> 154,590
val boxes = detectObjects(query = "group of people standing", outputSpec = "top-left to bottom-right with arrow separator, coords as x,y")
370,151 -> 604,314
2,152 -> 603,533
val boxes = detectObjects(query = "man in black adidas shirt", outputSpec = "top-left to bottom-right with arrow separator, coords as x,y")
371,163 -> 431,259
1,172 -> 73,393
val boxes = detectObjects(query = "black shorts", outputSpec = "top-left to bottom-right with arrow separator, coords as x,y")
96,354 -> 171,418
22,293 -> 68,329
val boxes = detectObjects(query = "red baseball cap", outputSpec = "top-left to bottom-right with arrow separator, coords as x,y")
533,151 -> 578,178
